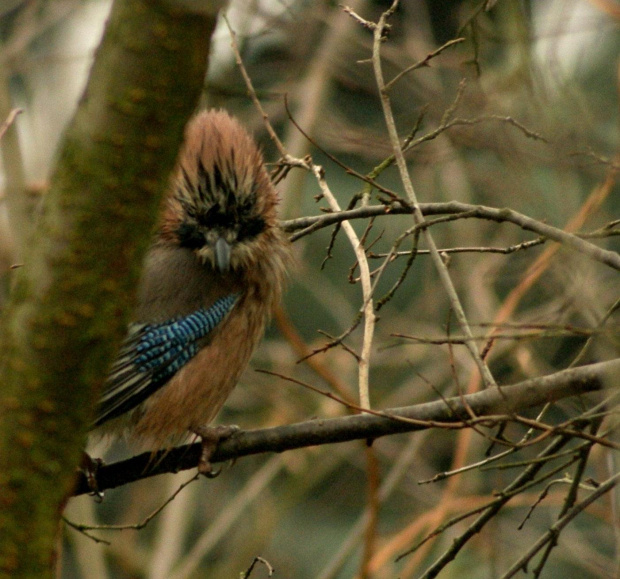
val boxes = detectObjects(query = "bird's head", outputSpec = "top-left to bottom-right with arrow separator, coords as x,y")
161,110 -> 281,274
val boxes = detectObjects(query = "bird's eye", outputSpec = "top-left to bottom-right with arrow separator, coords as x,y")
177,222 -> 205,249
238,216 -> 265,240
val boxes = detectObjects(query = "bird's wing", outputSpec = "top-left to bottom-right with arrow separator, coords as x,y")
93,293 -> 239,427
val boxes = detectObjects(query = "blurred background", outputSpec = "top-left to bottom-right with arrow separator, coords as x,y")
0,0 -> 618,577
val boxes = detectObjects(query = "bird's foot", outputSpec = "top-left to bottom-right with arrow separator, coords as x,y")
192,424 -> 239,477
80,452 -> 105,501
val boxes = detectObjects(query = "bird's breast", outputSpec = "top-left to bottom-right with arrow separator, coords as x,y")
135,245 -> 243,322
128,290 -> 270,448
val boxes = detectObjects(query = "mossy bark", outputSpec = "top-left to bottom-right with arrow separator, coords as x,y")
0,1 -> 224,576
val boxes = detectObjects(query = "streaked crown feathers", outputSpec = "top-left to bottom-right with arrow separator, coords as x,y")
160,110 -> 281,272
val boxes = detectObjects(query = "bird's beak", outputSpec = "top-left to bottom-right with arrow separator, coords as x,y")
214,237 -> 231,273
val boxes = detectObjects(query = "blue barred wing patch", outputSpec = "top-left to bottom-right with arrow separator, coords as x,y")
94,293 -> 239,427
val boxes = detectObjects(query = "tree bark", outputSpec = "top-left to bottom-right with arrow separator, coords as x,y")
0,1 -> 225,576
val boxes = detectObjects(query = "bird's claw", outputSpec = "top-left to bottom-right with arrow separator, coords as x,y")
193,424 -> 239,477
80,452 -> 105,501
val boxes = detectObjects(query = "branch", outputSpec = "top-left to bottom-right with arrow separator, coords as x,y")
370,6 -> 497,389
308,162 -> 375,408
72,359 -> 619,496
280,202 -> 620,271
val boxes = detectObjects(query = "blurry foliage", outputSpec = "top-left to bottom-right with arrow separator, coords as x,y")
1,0 -> 619,577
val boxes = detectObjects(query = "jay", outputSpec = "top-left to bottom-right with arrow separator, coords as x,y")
93,110 -> 289,472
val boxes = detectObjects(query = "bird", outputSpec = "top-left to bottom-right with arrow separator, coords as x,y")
92,109 -> 290,473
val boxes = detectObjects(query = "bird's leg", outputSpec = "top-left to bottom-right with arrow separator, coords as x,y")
192,424 -> 239,477
80,452 -> 105,501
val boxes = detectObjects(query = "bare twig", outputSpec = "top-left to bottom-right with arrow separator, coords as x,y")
0,108 -> 22,141
385,38 -> 466,91
416,435 -> 576,578
401,452 -> 582,564
369,237 -> 546,257
342,5 -> 378,32
241,557 -> 275,578
500,471 -> 620,579
391,324 -> 609,345
371,5 -> 497,388
308,160 -> 376,408
281,202 -> 620,270
297,312 -> 363,363
224,15 -> 286,156
65,474 -> 200,533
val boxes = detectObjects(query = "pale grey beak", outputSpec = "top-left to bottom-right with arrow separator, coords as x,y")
214,237 -> 231,272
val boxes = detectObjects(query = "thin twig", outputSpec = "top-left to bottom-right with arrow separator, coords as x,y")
309,162 -> 376,408
415,435 -> 575,577
224,16 -> 287,156
500,471 -> 620,579
385,38 -> 466,91
0,108 -> 22,141
65,474 -> 200,533
297,312 -> 363,363
371,5 -> 497,388
241,556 -> 275,578
369,237 -> 546,257
391,325 -> 608,345
400,453 -> 582,563
529,434 -> 597,575
281,201 -> 620,270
